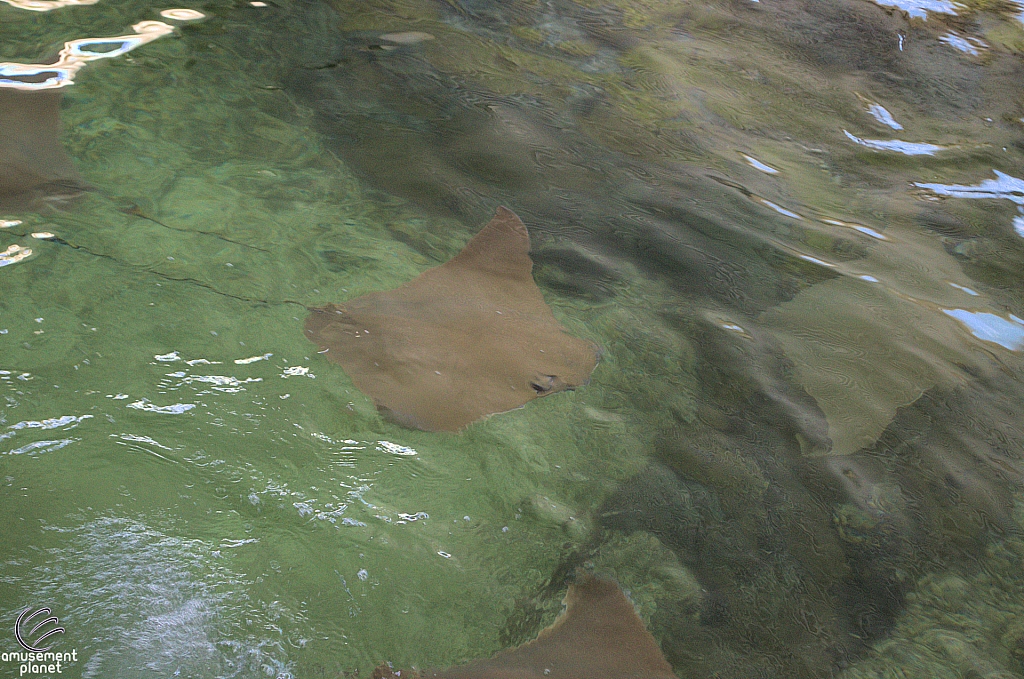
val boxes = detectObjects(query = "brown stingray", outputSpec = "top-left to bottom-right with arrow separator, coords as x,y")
373,576 -> 678,679
304,207 -> 600,431
0,87 -> 87,211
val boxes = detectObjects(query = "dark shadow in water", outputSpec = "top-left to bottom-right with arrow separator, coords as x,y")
280,6 -> 805,318
497,313 -> 1024,678
588,322 -> 1024,678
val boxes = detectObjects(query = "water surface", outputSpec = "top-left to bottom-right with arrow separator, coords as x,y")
2,0 -> 1024,677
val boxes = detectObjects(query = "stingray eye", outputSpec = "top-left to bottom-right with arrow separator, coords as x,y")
531,375 -> 556,393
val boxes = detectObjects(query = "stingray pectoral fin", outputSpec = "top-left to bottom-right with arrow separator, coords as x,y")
305,208 -> 600,432
376,576 -> 677,679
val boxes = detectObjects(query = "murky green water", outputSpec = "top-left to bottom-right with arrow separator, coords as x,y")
1,0 -> 1024,676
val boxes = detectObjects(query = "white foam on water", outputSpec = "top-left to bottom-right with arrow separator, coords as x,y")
0,516 -> 294,678
8,414 -> 92,430
4,438 -> 78,455
377,440 -> 418,456
127,400 -> 195,414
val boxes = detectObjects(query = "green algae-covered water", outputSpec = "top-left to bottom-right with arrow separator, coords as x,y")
2,0 -> 1024,676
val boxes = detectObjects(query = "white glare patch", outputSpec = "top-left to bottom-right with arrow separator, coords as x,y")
175,374 -> 262,393
758,199 -> 803,220
234,353 -> 272,365
5,439 -> 77,455
127,399 -> 196,414
30,232 -> 55,239
822,218 -> 888,240
914,170 -> 1024,204
8,414 -> 92,430
1014,215 -> 1024,238
721,323 -> 746,333
185,358 -> 221,366
871,0 -> 959,19
119,433 -> 174,450
939,32 -> 986,55
0,21 -> 183,90
0,220 -> 22,228
0,0 -> 96,11
948,282 -> 980,296
844,130 -> 943,155
943,310 -> 1024,350
154,351 -> 181,362
377,440 -> 418,456
798,254 -> 834,267
852,225 -> 886,240
159,8 -> 205,20
0,244 -> 31,267
867,104 -> 903,130
859,275 -> 881,282
742,154 -> 779,174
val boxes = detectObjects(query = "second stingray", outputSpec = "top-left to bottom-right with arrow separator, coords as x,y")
305,207 -> 601,432
0,88 -> 88,211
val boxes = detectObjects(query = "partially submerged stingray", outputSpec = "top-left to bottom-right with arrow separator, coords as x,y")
373,575 -> 677,679
0,88 -> 87,210
305,207 -> 600,431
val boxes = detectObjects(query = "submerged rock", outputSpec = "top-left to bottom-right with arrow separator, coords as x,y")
379,31 -> 435,44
